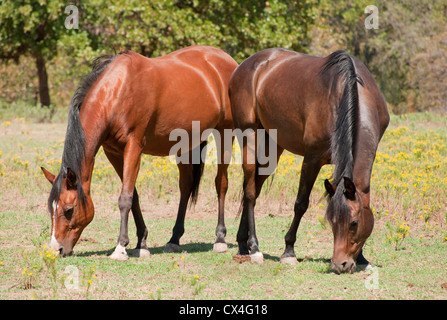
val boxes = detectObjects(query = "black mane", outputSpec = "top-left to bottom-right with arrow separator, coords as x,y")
48,54 -> 117,213
321,50 -> 363,225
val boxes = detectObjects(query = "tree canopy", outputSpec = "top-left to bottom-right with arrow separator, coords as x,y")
1,0 -> 446,113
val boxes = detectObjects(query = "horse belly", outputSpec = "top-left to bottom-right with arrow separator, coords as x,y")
141,85 -> 221,156
260,113 -> 306,156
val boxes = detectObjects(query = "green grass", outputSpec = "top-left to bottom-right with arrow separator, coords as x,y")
0,106 -> 446,300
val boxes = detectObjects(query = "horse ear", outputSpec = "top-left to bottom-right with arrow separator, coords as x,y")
324,179 -> 336,197
41,167 -> 56,185
66,167 -> 77,190
343,177 -> 357,200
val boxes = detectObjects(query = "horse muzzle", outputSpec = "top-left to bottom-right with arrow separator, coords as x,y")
49,237 -> 73,257
331,259 -> 356,274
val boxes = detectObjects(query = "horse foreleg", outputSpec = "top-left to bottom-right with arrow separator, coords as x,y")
110,141 -> 142,261
280,155 -> 322,265
104,148 -> 149,259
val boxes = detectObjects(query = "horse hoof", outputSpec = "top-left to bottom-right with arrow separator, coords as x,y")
280,256 -> 297,265
164,243 -> 181,253
110,245 -> 129,261
213,242 -> 228,253
250,251 -> 264,264
358,263 -> 374,272
134,248 -> 151,258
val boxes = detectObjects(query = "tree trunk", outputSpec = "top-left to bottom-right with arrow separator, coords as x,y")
35,53 -> 51,107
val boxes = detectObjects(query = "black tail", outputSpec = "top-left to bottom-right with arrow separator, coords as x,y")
189,140 -> 208,206
321,50 -> 364,187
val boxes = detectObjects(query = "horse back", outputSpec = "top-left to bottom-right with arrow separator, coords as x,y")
230,48 -> 389,159
230,48 -> 334,156
82,47 -> 237,156
160,45 -> 238,129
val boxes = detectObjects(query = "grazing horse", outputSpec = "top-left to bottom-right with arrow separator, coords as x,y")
41,46 -> 238,260
229,48 -> 389,273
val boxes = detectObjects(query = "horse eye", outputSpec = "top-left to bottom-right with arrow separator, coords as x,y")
350,220 -> 358,229
64,207 -> 74,220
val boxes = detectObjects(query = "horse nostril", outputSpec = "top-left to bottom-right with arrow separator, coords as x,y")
341,260 -> 356,273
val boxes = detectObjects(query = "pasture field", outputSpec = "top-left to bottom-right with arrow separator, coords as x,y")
0,103 -> 446,300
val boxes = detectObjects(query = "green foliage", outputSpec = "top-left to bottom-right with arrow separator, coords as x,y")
0,0 -> 316,105
0,0 -> 97,106
86,0 -> 316,62
315,0 -> 447,113
1,1 -> 446,112
1,0 -> 57,60
385,220 -> 410,251
0,0 -> 93,57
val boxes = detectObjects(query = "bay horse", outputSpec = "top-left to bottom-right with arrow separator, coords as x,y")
229,48 -> 389,273
41,46 -> 238,260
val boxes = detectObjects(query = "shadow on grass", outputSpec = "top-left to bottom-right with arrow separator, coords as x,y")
76,244 -> 360,275
297,257 -> 333,274
75,248 -> 115,258
76,242 -> 238,258
297,257 -> 332,264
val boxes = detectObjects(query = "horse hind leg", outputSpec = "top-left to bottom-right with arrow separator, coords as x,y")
236,128 -> 266,263
235,129 -> 284,263
238,162 -> 266,264
165,141 -> 206,253
164,162 -> 193,253
130,188 -> 150,258
213,161 -> 229,253
212,129 -> 233,253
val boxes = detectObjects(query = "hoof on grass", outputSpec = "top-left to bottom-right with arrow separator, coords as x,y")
213,242 -> 228,253
249,251 -> 264,264
110,245 -> 129,261
133,248 -> 151,258
164,243 -> 181,253
358,263 -> 374,272
280,256 -> 297,265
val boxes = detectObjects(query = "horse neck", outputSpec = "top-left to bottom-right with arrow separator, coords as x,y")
352,124 -> 378,208
78,105 -> 107,195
